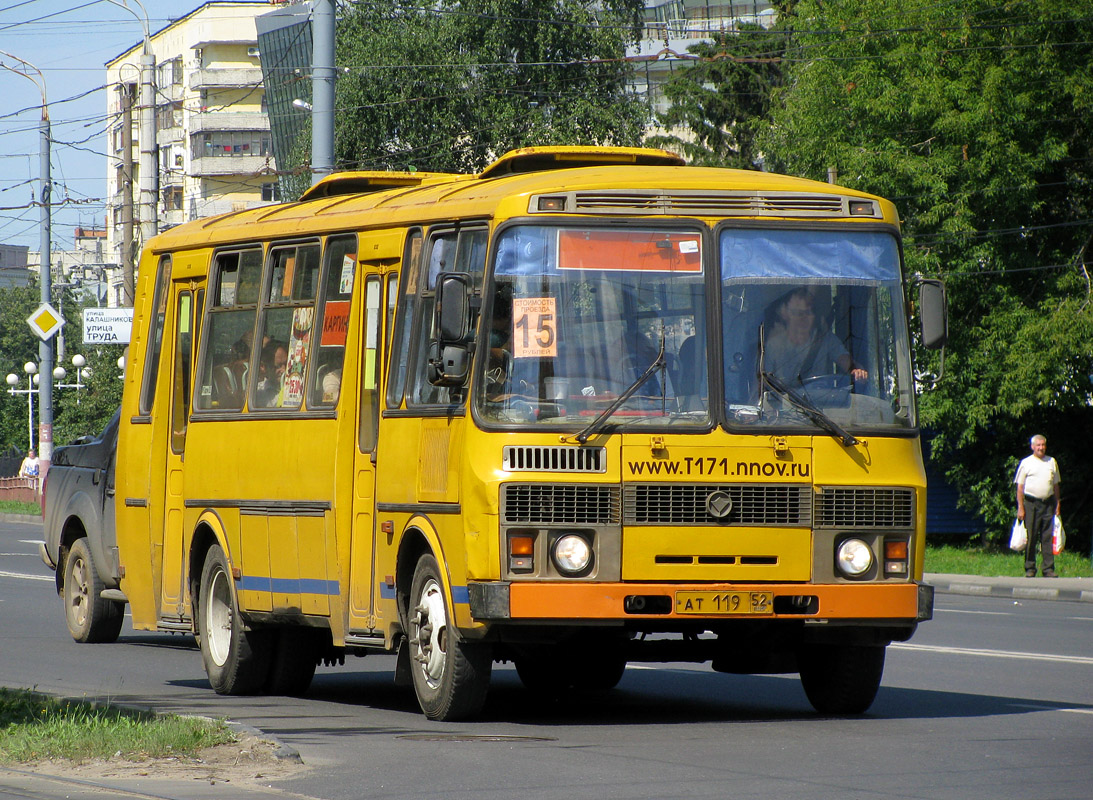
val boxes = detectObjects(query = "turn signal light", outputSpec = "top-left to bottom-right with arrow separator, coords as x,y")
884,539 -> 909,575
509,534 -> 535,573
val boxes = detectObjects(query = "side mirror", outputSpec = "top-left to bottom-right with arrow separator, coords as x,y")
428,272 -> 473,386
917,278 -> 947,350
436,272 -> 471,343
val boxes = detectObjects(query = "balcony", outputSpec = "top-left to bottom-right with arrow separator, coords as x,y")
189,67 -> 264,91
190,112 -> 270,133
190,154 -> 271,177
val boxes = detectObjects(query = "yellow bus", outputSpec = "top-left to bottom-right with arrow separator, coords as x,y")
115,146 -> 947,720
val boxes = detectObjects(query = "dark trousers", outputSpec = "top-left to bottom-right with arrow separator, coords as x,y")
1023,494 -> 1055,574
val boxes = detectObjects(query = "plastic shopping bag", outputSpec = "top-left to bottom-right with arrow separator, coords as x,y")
1053,515 -> 1065,555
1009,519 -> 1027,552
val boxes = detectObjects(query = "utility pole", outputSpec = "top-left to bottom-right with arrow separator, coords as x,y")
310,0 -> 336,184
108,0 -> 156,303
120,82 -> 136,305
0,50 -> 54,472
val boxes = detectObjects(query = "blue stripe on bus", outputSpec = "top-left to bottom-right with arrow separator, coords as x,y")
238,576 -> 341,596
377,584 -> 468,603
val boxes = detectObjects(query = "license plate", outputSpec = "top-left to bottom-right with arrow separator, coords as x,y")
675,591 -> 773,615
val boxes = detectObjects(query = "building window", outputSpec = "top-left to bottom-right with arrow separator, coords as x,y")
156,101 -> 183,132
261,182 -> 281,202
162,186 -> 183,211
193,131 -> 271,159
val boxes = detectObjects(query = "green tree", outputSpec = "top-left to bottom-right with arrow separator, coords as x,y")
760,0 -> 1093,549
0,283 -> 123,458
329,0 -> 648,176
0,283 -> 42,458
646,22 -> 788,168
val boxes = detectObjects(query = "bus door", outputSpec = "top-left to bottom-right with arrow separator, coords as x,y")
161,276 -> 203,617
348,272 -> 385,630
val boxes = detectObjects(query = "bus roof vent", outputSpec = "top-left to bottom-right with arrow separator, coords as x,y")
298,170 -> 467,201
502,445 -> 607,474
480,146 -> 684,179
559,190 -> 864,218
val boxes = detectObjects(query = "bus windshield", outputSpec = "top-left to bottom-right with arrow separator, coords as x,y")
720,228 -> 915,432
475,224 -> 915,434
477,225 -> 710,429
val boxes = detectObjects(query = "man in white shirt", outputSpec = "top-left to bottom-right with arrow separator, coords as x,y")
1014,434 -> 1061,577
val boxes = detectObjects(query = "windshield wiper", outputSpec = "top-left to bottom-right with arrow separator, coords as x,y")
760,370 -> 859,447
569,337 -> 666,444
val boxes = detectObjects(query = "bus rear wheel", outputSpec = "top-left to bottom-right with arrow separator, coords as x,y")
407,554 -> 491,720
798,643 -> 886,715
197,544 -> 271,694
63,537 -> 124,644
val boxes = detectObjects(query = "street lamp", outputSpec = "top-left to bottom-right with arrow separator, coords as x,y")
53,354 -> 88,404
6,362 -> 39,453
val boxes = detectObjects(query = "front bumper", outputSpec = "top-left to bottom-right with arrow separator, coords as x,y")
469,580 -> 933,623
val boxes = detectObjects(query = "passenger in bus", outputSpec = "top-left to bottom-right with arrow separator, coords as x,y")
321,367 -> 341,403
256,340 -> 288,407
212,336 -> 251,407
762,287 -> 867,386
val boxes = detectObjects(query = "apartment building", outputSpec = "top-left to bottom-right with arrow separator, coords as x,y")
105,0 -> 281,304
633,0 -> 775,115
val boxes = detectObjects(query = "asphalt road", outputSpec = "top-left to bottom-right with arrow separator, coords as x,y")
2,517 -> 1092,800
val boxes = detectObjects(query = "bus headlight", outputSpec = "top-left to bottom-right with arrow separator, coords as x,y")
552,534 -> 592,576
836,538 -> 874,577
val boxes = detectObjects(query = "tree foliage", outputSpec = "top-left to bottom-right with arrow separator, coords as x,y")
330,0 -> 648,174
758,0 -> 1093,548
646,23 -> 787,168
0,284 -> 123,460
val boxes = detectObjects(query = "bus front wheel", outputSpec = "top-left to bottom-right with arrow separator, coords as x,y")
407,554 -> 491,720
197,544 -> 271,695
798,643 -> 886,715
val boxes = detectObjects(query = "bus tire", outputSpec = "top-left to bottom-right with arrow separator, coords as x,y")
798,643 -> 886,715
197,544 -> 271,695
408,554 -> 491,721
265,628 -> 319,696
63,537 -> 124,644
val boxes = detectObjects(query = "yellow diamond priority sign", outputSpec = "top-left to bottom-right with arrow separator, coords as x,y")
27,303 -> 65,341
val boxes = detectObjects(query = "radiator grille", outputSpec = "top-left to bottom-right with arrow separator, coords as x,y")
624,484 -> 812,526
502,445 -> 606,473
566,191 -> 864,218
502,484 -> 620,525
816,487 -> 914,529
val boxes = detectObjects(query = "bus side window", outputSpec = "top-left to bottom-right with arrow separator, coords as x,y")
385,229 -> 422,409
195,248 -> 262,411
308,235 -> 357,408
358,276 -> 382,452
255,242 -> 321,410
407,227 -> 487,406
139,255 -> 172,415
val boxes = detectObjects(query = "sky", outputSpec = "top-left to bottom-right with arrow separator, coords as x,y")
0,0 -> 227,258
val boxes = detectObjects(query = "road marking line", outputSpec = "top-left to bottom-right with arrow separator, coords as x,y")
892,642 -> 1093,665
1010,703 -> 1093,715
936,609 -> 1011,616
0,570 -> 53,583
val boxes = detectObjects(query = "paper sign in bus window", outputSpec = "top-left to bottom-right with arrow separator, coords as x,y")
512,297 -> 557,358
557,230 -> 702,272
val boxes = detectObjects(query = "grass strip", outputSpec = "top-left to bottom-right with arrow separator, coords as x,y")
925,544 -> 1091,578
0,501 -> 40,516
0,688 -> 235,764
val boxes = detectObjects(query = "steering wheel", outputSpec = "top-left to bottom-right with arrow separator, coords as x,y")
799,373 -> 852,406
485,350 -> 512,391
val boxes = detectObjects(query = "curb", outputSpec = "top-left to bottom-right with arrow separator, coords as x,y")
925,573 -> 1093,604
0,512 -> 42,525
